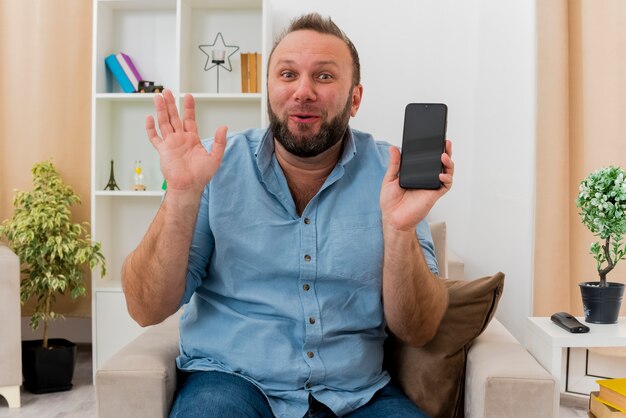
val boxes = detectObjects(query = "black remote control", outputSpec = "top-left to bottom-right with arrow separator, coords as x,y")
550,312 -> 590,333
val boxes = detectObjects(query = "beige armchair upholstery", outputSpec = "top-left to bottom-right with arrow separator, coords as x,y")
0,244 -> 22,408
96,222 -> 557,418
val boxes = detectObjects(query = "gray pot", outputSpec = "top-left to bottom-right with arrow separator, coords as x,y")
579,282 -> 625,324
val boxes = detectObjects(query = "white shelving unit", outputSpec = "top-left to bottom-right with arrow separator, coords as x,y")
90,0 -> 270,375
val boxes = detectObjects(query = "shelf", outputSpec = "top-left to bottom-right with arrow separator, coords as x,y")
91,0 -> 267,375
95,93 -> 261,101
95,93 -> 160,101
184,93 -> 262,101
182,0 -> 262,9
94,1 -> 177,94
96,190 -> 165,197
96,0 -> 176,11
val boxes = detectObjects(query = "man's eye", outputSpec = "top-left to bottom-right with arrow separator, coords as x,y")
318,74 -> 333,80
281,71 -> 295,79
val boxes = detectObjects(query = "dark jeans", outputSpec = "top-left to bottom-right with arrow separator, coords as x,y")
169,370 -> 428,418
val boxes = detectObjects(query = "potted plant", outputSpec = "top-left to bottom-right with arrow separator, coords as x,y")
576,165 -> 626,324
0,160 -> 106,393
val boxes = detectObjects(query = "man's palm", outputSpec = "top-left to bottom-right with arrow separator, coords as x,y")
146,90 -> 227,193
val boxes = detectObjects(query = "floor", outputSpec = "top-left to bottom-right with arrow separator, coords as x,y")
0,345 -> 590,417
0,345 -> 95,418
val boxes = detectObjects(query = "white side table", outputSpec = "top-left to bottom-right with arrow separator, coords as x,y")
525,316 -> 626,395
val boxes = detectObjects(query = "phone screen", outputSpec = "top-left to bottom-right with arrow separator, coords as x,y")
399,103 -> 448,189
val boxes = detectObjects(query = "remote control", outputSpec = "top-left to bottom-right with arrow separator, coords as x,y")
550,312 -> 590,333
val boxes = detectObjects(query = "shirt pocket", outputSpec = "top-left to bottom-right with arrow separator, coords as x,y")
329,212 -> 383,281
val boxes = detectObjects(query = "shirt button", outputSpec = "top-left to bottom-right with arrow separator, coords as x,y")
303,284 -> 310,291
309,317 -> 316,324
304,218 -> 311,225
304,255 -> 311,262
305,383 -> 311,389
307,351 -> 315,358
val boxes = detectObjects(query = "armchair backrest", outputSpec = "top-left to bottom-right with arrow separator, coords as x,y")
429,221 -> 448,278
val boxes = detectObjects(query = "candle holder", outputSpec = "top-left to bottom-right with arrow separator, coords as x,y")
198,33 -> 239,93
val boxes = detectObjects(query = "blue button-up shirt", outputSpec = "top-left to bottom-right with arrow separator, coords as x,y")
176,127 -> 438,418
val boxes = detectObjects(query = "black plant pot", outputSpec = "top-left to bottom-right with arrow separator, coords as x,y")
579,282 -> 625,324
21,338 -> 77,394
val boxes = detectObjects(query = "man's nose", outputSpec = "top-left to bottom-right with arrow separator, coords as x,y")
293,77 -> 316,102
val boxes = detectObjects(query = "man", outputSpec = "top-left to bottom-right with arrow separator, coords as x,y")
122,13 -> 454,418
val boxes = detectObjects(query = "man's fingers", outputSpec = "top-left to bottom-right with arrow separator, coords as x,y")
383,146 -> 401,184
145,116 -> 161,150
440,140 -> 454,190
153,93 -> 173,138
441,140 -> 454,176
182,94 -> 198,134
444,139 -> 452,159
164,89 -> 183,132
209,125 -> 228,168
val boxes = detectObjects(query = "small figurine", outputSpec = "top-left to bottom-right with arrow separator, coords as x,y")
104,160 -> 120,191
133,160 -> 146,191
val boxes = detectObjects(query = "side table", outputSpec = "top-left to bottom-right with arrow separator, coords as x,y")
526,316 -> 626,395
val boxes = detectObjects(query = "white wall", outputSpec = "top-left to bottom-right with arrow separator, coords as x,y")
21,317 -> 92,344
269,0 -> 537,342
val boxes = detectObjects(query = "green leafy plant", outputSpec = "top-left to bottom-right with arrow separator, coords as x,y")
577,166 -> 626,287
0,160 -> 106,348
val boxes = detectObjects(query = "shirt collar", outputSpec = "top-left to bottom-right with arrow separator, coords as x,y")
337,128 -> 357,166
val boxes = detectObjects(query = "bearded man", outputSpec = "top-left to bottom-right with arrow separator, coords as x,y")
122,13 -> 454,418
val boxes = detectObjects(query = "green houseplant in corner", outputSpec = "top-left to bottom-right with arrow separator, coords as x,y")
577,165 -> 626,324
0,160 -> 106,393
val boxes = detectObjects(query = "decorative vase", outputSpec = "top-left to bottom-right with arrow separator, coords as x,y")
21,338 -> 77,394
579,282 -> 625,324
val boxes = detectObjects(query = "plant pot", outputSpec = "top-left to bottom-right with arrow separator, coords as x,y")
21,338 -> 77,394
579,282 -> 625,324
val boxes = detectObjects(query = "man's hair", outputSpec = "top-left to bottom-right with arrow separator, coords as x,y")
268,13 -> 361,87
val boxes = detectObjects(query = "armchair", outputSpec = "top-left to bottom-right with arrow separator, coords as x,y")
96,222 -> 557,418
0,243 -> 22,408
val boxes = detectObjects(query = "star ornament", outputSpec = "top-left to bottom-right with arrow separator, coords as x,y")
198,32 -> 240,72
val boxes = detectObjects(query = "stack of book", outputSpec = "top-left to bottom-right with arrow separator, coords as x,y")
105,52 -> 143,93
590,378 -> 626,418
241,52 -> 261,93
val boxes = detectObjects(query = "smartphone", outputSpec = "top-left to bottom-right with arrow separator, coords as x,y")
399,103 -> 448,189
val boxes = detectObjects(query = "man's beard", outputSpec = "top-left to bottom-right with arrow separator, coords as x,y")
268,93 -> 353,158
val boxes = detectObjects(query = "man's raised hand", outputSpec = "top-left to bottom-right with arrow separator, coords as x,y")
146,89 -> 227,194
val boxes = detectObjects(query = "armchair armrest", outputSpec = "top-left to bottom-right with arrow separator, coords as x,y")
465,319 -> 557,418
447,249 -> 465,280
96,312 -> 181,418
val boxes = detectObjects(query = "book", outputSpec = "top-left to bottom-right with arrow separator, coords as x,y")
591,392 -> 626,418
256,52 -> 262,93
241,53 -> 249,93
104,54 -> 134,93
249,52 -> 257,93
240,52 -> 262,93
116,52 -> 142,91
597,379 -> 626,412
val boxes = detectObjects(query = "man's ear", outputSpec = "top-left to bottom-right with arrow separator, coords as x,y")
350,84 -> 363,117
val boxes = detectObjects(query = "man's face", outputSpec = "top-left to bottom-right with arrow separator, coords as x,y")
267,30 -> 362,158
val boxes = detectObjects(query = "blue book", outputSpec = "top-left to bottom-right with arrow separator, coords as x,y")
105,54 -> 134,93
